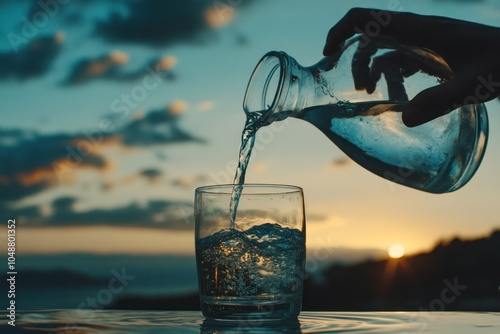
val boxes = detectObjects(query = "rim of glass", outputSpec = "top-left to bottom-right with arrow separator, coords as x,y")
195,184 -> 303,195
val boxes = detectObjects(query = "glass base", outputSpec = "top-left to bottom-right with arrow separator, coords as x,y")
200,295 -> 302,321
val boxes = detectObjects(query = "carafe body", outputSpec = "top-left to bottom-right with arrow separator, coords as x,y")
243,37 -> 488,193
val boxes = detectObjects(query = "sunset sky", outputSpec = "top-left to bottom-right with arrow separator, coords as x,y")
1,0 -> 500,262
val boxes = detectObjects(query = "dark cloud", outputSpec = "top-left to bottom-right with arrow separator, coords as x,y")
95,0 -> 212,46
94,0 -> 254,46
1,0 -> 251,81
45,196 -> 193,229
62,52 -> 176,86
330,156 -> 351,168
52,196 -> 77,212
0,102 -> 202,203
306,212 -> 329,222
62,10 -> 84,26
62,51 -> 128,85
0,202 -> 41,222
0,128 -> 110,203
0,180 -> 49,203
139,168 -> 163,183
0,33 -> 63,80
171,174 -> 208,188
235,33 -> 249,46
118,105 -> 203,146
26,0 -> 65,21
0,195 -> 194,229
25,0 -> 91,27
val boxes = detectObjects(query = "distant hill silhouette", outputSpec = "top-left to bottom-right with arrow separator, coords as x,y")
1,269 -> 107,289
304,229 -> 500,311
108,229 -> 500,311
109,293 -> 200,310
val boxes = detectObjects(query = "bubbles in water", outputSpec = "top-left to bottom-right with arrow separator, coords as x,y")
197,223 -> 305,298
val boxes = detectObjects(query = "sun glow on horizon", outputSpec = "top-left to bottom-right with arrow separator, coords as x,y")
388,244 -> 405,259
13,226 -> 195,255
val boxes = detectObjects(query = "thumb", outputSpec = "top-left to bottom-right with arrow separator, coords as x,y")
402,67 -> 499,127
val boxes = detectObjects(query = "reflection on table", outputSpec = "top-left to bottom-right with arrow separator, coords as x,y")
1,310 -> 499,333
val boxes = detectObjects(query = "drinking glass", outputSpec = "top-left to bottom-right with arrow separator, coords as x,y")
195,184 -> 306,321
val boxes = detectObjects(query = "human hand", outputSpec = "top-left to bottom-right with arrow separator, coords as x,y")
323,8 -> 500,127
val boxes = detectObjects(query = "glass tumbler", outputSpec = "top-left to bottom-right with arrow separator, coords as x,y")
195,184 -> 306,321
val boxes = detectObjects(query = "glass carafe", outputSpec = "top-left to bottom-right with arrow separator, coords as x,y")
243,36 -> 488,193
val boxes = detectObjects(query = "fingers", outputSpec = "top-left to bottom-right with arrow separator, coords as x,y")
351,42 -> 377,91
323,8 -> 373,56
323,8 -> 416,56
353,48 -> 417,100
402,66 -> 500,127
323,8 -> 465,58
402,81 -> 467,127
369,51 -> 419,100
384,69 -> 408,102
325,8 -> 500,128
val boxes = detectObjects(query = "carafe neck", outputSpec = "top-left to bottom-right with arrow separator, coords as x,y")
243,51 -> 316,125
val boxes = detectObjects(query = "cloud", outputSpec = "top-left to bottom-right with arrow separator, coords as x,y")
51,196 -> 76,213
0,179 -> 50,204
62,50 -> 128,85
306,212 -> 329,222
330,156 -> 351,169
204,5 -> 236,28
139,168 -> 163,184
0,202 -> 41,223
41,196 -> 192,229
0,128 -> 110,203
0,32 -> 64,80
118,105 -> 203,146
99,167 -> 165,191
95,0 -> 210,46
168,100 -> 188,115
196,100 -> 215,112
1,195 -> 194,229
0,102 -> 202,203
171,174 -> 208,188
94,0 -> 242,46
63,52 -> 177,85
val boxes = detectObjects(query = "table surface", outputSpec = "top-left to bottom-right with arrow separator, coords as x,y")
1,310 -> 499,333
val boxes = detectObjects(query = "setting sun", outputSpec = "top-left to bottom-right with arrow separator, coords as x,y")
388,244 -> 405,259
